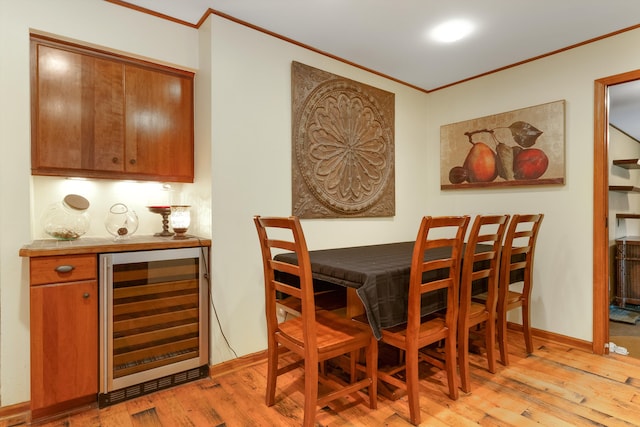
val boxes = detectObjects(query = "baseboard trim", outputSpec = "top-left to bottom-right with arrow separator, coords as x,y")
209,349 -> 269,378
507,321 -> 593,352
0,401 -> 30,424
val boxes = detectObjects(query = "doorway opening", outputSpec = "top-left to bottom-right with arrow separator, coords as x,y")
594,69 -> 640,357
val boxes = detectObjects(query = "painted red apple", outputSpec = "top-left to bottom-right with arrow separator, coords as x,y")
463,142 -> 498,182
513,148 -> 549,180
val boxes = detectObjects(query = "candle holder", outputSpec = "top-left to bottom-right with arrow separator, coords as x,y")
147,206 -> 174,237
170,205 -> 191,239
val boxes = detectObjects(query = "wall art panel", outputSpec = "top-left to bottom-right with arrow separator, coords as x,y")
292,61 -> 395,218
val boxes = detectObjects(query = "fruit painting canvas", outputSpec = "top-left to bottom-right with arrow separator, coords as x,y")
440,100 -> 565,189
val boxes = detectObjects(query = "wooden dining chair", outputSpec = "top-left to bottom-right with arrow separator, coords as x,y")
496,213 -> 544,366
458,214 -> 509,393
376,215 -> 469,425
253,215 -> 377,427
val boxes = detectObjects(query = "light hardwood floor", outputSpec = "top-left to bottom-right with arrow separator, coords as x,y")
4,330 -> 640,427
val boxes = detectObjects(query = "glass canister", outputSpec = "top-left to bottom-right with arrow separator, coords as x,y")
105,203 -> 139,240
41,194 -> 91,240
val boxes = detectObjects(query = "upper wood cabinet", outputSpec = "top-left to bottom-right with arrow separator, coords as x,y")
30,35 -> 194,183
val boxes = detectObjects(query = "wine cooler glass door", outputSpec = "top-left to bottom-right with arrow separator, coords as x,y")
100,247 -> 209,394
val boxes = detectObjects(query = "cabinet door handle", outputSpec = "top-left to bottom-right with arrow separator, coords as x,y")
83,292 -> 90,299
112,157 -> 119,164
129,159 -> 137,165
55,265 -> 75,273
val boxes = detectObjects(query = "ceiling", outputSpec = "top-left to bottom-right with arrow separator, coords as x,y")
113,0 -> 640,140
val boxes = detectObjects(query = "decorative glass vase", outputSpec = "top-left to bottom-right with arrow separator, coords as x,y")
170,205 -> 191,239
105,203 -> 139,240
42,194 -> 91,240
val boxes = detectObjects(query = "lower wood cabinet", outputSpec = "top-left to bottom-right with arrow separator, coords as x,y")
29,255 -> 98,418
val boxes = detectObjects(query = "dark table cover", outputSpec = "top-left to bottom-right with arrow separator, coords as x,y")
275,241 -> 461,339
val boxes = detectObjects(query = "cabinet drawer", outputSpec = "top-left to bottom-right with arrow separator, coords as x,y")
30,254 -> 97,286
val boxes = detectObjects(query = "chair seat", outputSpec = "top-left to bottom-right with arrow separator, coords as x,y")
468,301 -> 487,317
475,288 -> 524,306
472,292 -> 488,301
506,290 -> 524,305
278,310 -> 373,357
376,314 -> 450,356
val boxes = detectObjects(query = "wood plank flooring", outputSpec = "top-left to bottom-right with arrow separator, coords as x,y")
4,330 -> 640,426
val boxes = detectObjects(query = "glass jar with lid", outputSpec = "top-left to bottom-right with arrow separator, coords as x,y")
41,194 -> 91,240
105,203 -> 139,240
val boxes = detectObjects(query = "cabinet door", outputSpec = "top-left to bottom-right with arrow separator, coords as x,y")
32,42 -> 125,173
125,65 -> 194,182
30,280 -> 98,412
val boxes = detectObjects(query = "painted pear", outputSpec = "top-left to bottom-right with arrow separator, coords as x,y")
463,141 -> 498,182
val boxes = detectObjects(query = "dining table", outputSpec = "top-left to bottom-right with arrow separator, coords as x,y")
274,241 -> 486,340
274,239 -> 525,340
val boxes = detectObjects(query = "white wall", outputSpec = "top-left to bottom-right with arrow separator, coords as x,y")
0,0 -> 199,407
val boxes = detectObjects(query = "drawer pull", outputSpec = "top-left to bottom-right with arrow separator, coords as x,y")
83,292 -> 90,299
55,265 -> 75,273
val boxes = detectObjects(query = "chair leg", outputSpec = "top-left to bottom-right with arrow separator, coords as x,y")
405,347 -> 421,425
349,350 -> 357,383
497,305 -> 510,366
366,337 -> 378,409
265,343 -> 279,406
444,335 -> 459,400
458,324 -> 471,393
485,316 -> 497,374
302,358 -> 319,427
522,301 -> 534,354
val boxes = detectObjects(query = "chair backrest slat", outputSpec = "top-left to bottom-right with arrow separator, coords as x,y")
273,280 -> 303,299
423,257 -> 455,271
420,278 -> 452,294
270,259 -> 300,276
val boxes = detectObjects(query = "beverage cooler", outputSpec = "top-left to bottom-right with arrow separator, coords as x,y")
99,247 -> 209,407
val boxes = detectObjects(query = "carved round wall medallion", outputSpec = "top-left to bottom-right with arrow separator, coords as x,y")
293,67 -> 395,218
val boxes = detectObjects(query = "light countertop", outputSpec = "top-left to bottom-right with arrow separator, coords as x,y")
19,235 -> 211,257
